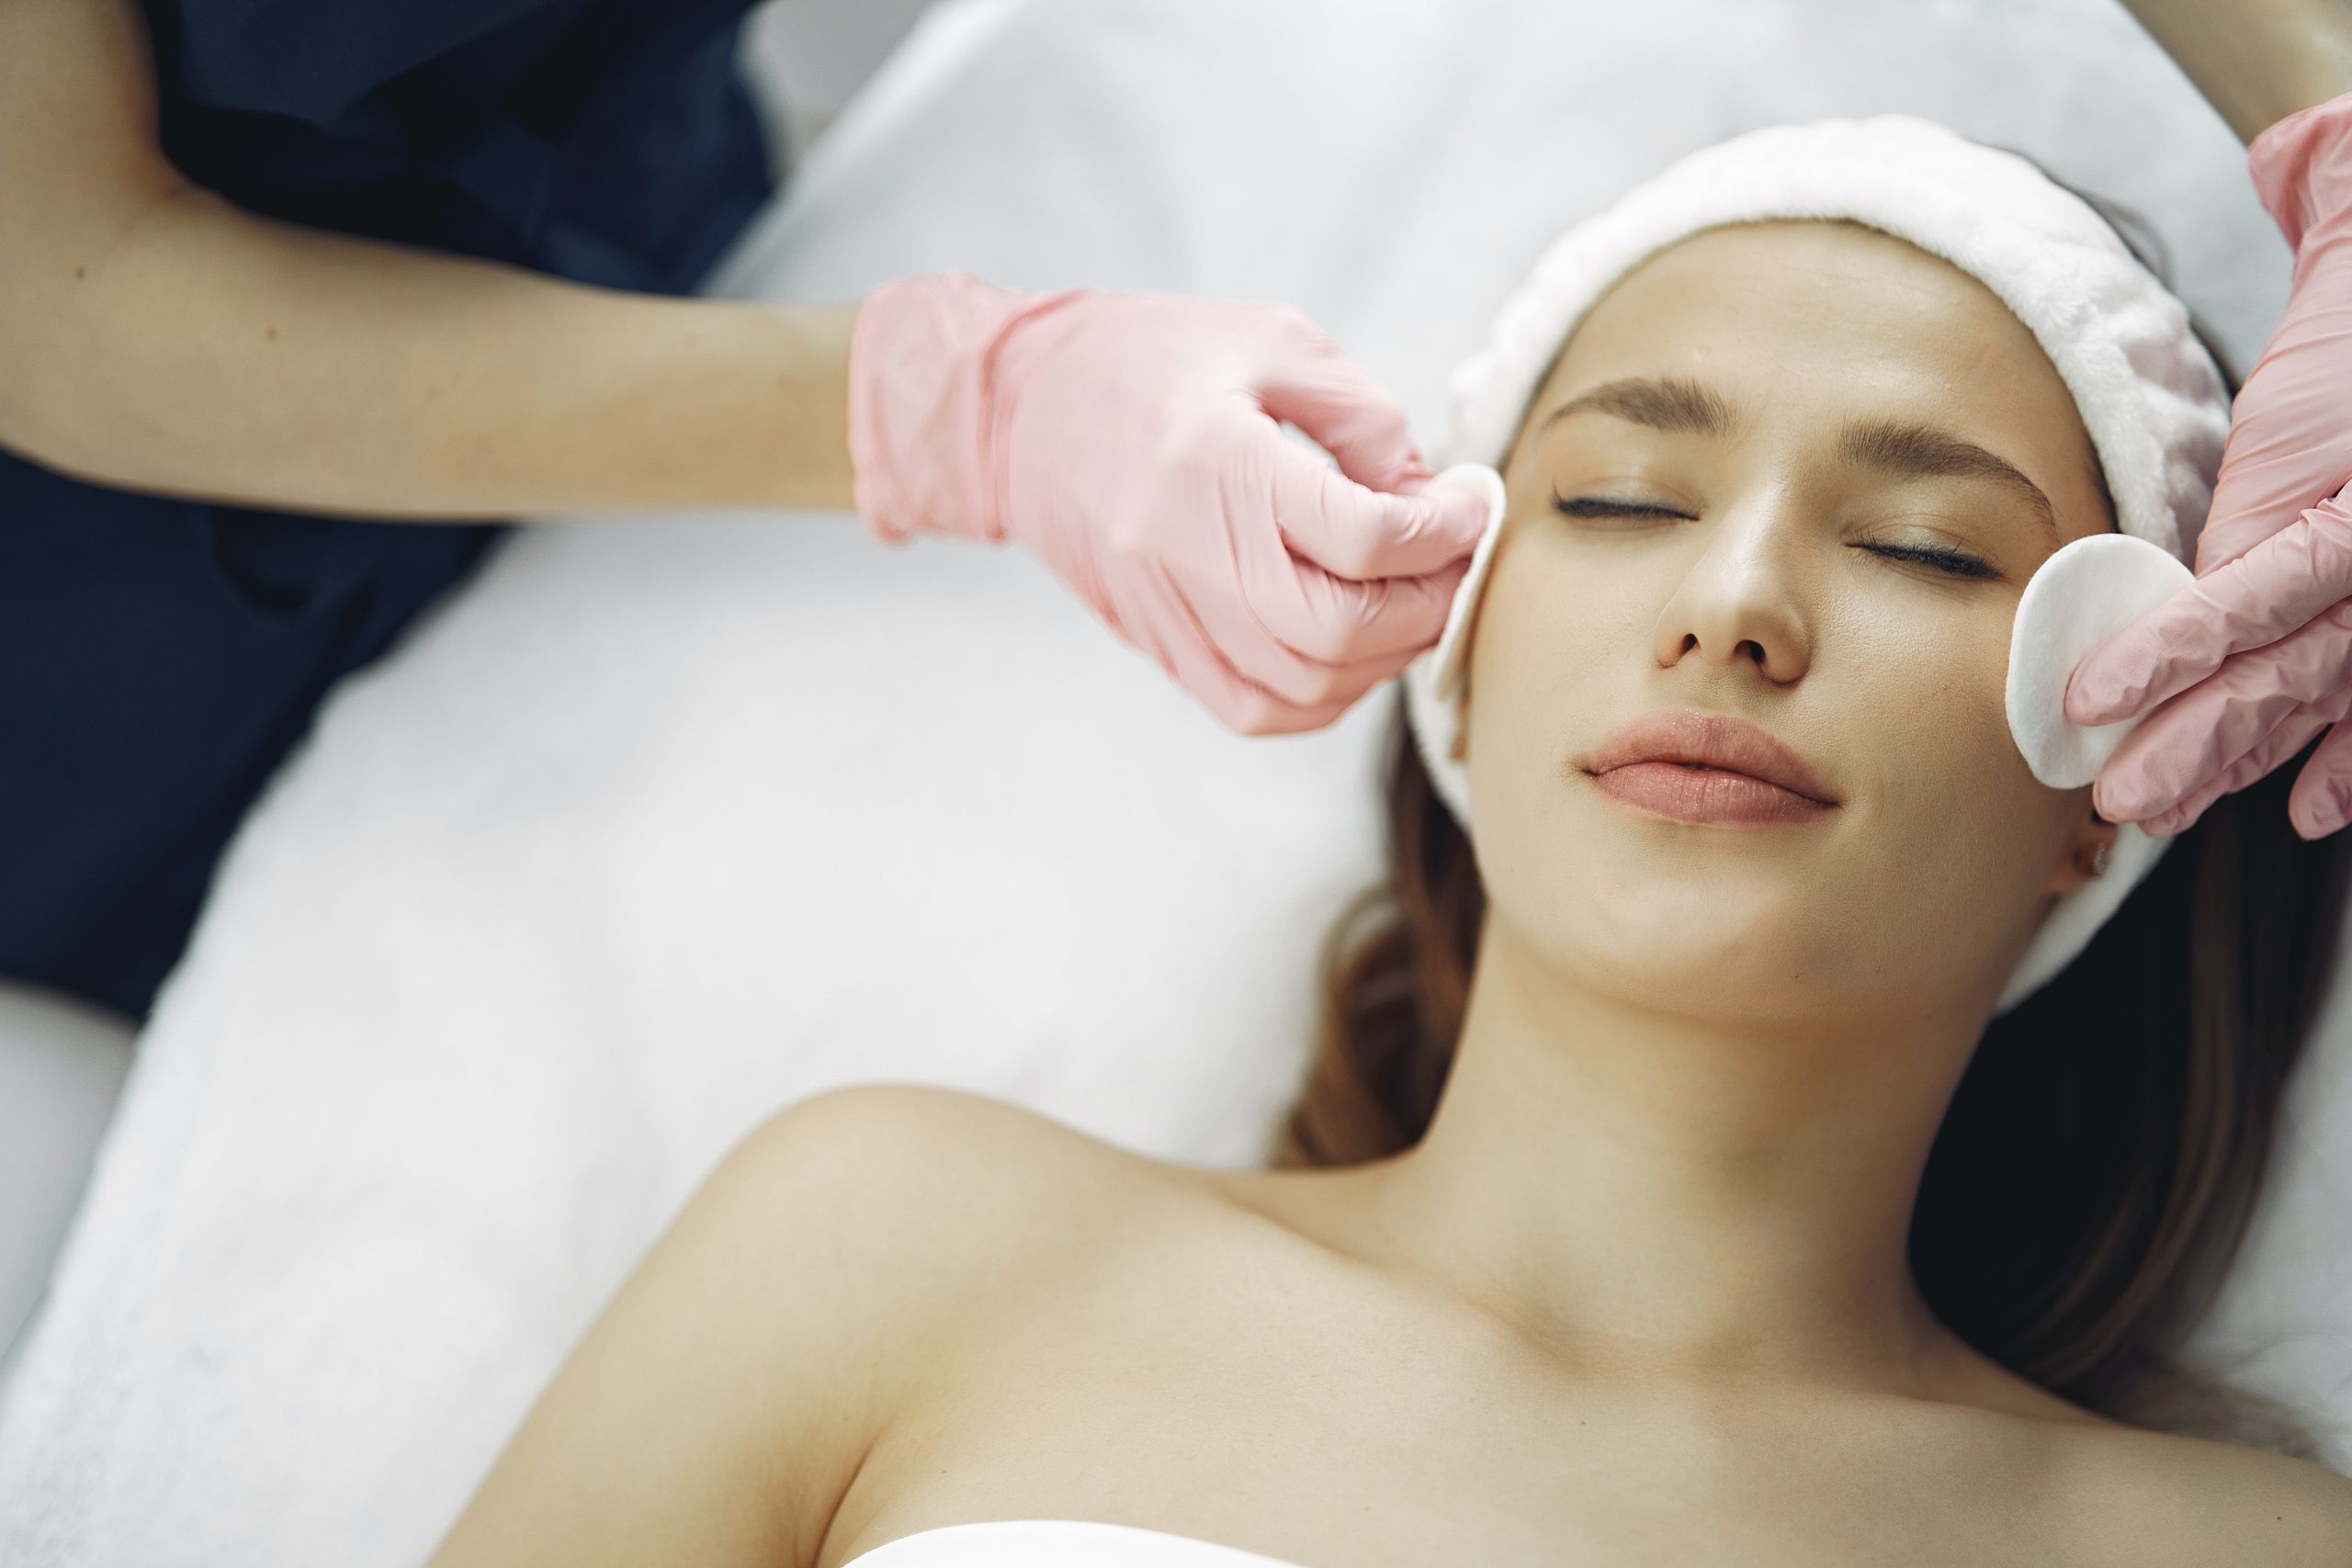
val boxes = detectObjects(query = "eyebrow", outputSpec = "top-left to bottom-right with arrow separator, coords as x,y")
1538,375 -> 2058,546
1838,418 -> 2057,547
1540,376 -> 1737,439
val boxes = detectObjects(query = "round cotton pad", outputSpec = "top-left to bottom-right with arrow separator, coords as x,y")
1402,463 -> 1507,827
1425,462 -> 1510,699
2005,532 -> 2194,789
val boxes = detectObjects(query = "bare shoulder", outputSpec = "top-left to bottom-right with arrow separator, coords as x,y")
2052,1416 -> 2352,1567
741,1079 -> 1213,1211
425,1086 -> 1206,1568
729,1081 -> 1217,1318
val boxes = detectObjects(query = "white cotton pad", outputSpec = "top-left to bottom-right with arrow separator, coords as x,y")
2005,531 -> 2193,789
1425,462 -> 1510,699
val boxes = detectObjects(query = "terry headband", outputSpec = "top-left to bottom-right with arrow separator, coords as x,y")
1398,116 -> 2233,1015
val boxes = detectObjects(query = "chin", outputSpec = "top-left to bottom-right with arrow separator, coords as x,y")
1576,934 -> 1792,997
1508,873 -> 1837,988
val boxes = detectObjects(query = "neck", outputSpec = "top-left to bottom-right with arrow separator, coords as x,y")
1357,917 -> 1989,1382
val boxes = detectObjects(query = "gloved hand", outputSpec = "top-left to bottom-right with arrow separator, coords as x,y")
2066,90 -> 2352,840
846,273 -> 1482,734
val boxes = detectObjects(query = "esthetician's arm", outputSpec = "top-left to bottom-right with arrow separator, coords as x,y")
0,0 -> 856,520
2,0 -> 1487,738
2119,0 -> 2352,141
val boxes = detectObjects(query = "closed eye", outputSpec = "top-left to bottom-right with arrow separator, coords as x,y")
1554,492 -> 1692,521
1551,491 -> 1999,581
1863,541 -> 2000,581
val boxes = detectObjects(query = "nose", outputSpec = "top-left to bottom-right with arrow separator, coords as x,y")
1649,495 -> 1814,685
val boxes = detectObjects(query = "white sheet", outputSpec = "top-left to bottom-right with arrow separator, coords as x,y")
3,2 -> 2342,1560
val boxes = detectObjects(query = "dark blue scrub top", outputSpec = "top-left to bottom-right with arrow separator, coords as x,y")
0,0 -> 775,1018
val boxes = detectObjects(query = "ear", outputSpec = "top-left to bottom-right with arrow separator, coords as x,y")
2044,796 -> 2121,898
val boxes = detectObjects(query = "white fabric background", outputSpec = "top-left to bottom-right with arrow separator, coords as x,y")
4,2 -> 2346,1562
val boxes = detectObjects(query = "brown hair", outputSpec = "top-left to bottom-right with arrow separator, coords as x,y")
1280,617 -> 2350,1461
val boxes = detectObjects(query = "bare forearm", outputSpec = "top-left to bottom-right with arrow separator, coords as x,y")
6,183 -> 857,519
2122,0 -> 2352,141
0,0 -> 855,520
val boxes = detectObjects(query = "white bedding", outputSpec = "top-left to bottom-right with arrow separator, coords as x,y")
2,1 -> 2343,1560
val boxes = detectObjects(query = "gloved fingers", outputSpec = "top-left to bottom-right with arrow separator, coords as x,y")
1232,524 -> 1469,664
2134,703 -> 2337,836
2089,641 -> 2343,822
2142,684 -> 2352,838
1121,567 -> 1350,736
1173,552 -> 1426,712
2197,310 -> 2352,575
2288,716 -> 2352,839
2240,593 -> 2352,705
1251,311 -> 1433,494
1287,557 -> 1471,663
2069,491 -> 2352,725
1254,416 -> 1487,581
2217,491 -> 2352,637
2062,580 -> 2230,727
1236,638 -> 1422,717
2088,608 -> 2352,819
2199,436 -> 2346,578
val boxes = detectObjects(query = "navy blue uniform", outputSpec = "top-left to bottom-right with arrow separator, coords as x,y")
0,0 -> 775,1017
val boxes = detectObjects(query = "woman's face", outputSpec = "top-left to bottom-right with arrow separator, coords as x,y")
1462,220 -> 2120,1021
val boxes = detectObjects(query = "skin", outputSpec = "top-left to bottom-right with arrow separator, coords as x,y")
0,0 -> 858,517
425,221 -> 2352,1568
2120,0 -> 2352,141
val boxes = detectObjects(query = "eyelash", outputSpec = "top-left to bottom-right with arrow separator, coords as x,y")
1552,493 -> 1999,581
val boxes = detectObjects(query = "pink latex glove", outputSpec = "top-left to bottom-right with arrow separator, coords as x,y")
846,273 -> 1482,734
2067,91 -> 2352,840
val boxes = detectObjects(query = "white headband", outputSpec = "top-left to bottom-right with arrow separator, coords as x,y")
1400,116 -> 2233,1016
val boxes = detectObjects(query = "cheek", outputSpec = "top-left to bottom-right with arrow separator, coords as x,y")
1819,592 -> 2082,933
1455,541 -> 1661,931
1457,544 -> 1635,814
1838,592 -> 2008,775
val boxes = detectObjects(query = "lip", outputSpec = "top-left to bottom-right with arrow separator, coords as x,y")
1580,709 -> 1840,826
